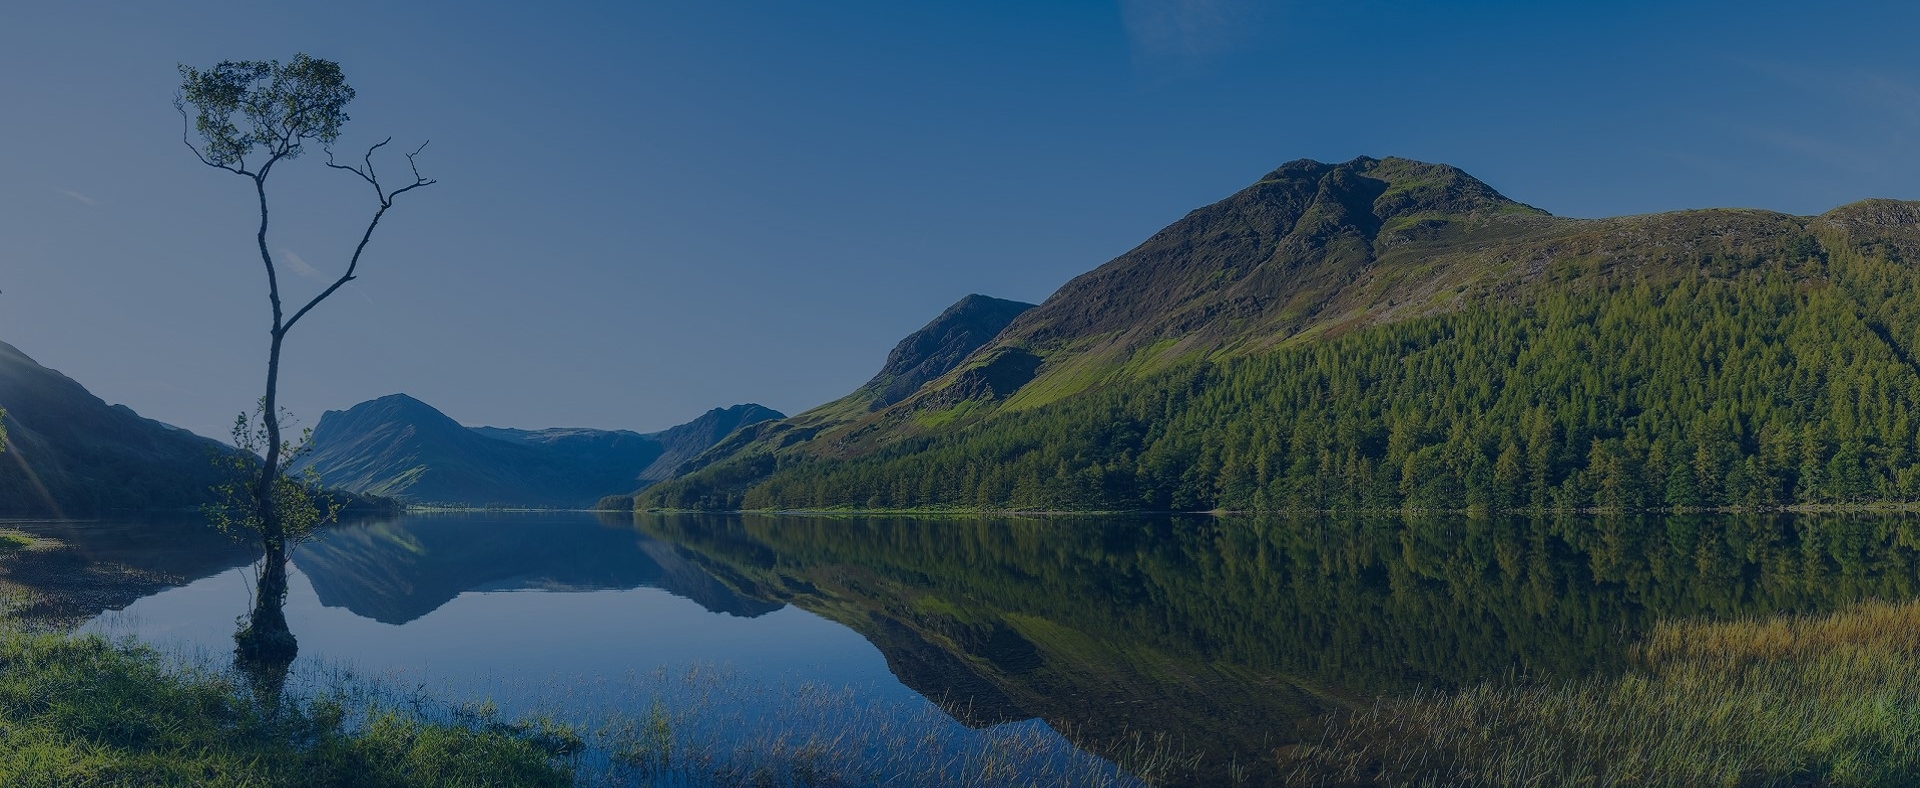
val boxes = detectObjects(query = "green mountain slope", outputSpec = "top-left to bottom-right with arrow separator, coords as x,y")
631,403 -> 786,482
300,395 -> 780,507
651,293 -> 1036,489
0,341 -> 231,515
856,294 -> 1038,411
641,156 -> 1920,511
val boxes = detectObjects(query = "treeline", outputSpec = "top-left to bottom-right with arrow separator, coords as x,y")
643,232 -> 1920,512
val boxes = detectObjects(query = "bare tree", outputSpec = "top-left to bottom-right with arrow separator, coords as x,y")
177,54 -> 433,663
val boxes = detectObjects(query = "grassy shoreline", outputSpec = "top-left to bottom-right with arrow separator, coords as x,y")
0,621 -> 1164,788
1280,599 -> 1920,787
0,622 -> 578,787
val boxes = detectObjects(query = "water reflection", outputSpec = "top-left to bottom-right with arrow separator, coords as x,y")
29,510 -> 1920,786
71,512 -> 914,740
624,512 -> 1920,782
293,512 -> 782,624
5,514 -> 256,623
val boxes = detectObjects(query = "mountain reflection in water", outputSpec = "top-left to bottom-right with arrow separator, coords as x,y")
292,512 -> 783,624
620,512 -> 1920,783
47,510 -> 1920,786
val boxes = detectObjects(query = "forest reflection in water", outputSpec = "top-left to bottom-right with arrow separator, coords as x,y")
25,510 -> 1920,785
623,511 -> 1920,782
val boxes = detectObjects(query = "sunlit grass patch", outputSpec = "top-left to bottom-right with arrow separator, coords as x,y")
0,624 -> 576,788
1281,598 -> 1920,787
0,530 -> 36,554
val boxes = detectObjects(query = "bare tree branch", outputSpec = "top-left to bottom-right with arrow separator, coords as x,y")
285,140 -> 434,333
405,141 -> 429,182
254,169 -> 282,329
325,138 -> 391,199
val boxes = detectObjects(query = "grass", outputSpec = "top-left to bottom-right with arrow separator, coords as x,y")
0,530 -> 33,555
912,397 -> 980,430
1280,598 -> 1920,787
0,625 -> 577,788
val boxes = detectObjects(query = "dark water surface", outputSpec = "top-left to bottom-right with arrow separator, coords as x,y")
30,511 -> 1920,784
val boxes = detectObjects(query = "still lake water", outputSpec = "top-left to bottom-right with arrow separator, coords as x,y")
36,511 -> 1920,785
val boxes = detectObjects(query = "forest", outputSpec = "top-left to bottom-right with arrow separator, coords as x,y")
643,228 -> 1920,513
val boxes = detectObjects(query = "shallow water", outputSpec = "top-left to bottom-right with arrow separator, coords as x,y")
30,510 -> 1920,785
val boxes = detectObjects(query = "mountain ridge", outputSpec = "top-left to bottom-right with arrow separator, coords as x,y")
858,294 -> 1038,411
301,395 -> 781,507
637,155 -> 1920,512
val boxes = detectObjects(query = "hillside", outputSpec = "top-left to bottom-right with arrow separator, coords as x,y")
0,341 -> 231,515
855,294 -> 1038,412
640,156 -> 1920,512
300,395 -> 780,507
649,293 -> 1035,490
633,403 -> 785,481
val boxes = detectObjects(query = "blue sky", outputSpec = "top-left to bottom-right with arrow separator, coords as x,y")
3,0 -> 1918,438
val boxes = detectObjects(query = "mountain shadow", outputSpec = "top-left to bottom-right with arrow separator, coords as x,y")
0,340 -> 233,516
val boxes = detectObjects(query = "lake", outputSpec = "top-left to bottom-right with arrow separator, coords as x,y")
17,510 -> 1920,785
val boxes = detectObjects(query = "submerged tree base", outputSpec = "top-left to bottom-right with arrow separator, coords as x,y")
233,620 -> 298,665
1282,599 -> 1920,787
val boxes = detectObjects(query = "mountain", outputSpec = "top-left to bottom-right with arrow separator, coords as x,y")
640,155 -> 1920,512
299,395 -> 780,507
0,340 -> 231,515
855,294 -> 1038,411
633,403 -> 786,482
636,294 -> 1036,506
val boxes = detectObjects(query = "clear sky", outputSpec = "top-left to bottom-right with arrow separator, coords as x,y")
3,1 -> 1917,438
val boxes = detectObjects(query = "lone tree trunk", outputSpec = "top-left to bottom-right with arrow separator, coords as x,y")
178,54 -> 434,667
239,537 -> 295,660
236,328 -> 295,662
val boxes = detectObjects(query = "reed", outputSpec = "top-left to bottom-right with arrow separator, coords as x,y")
1281,598 -> 1920,787
510,665 -> 1182,788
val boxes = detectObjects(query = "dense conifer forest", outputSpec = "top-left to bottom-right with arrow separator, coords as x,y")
644,217 -> 1920,512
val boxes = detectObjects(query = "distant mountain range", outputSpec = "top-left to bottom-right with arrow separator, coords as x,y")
277,292 -> 1033,510
0,341 -> 231,516
296,394 -> 781,507
0,337 -> 778,513
637,155 -> 1920,512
